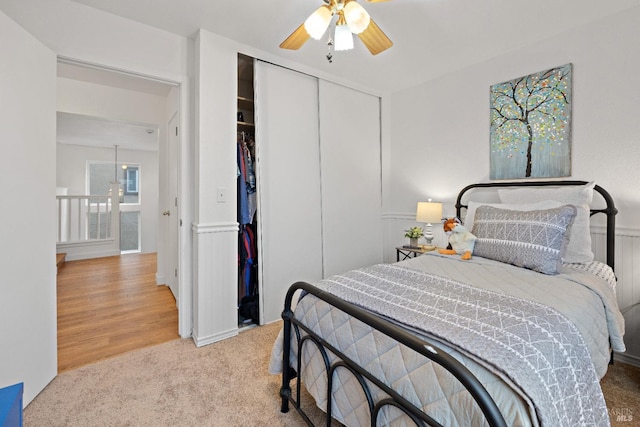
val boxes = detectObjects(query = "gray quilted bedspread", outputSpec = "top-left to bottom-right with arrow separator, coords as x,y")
319,263 -> 608,426
270,253 -> 626,427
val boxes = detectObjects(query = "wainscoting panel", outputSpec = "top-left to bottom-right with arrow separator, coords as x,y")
593,228 -> 640,366
383,215 -> 640,366
192,222 -> 239,347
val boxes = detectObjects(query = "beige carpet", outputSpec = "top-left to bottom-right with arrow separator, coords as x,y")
25,322 -> 320,426
25,321 -> 639,426
602,361 -> 640,427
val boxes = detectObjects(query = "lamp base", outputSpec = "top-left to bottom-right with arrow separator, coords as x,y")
423,223 -> 435,249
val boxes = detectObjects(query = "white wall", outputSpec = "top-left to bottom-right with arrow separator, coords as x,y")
387,6 -> 640,361
0,10 -> 57,405
387,6 -> 640,228
56,143 -> 159,254
193,31 -> 238,225
57,77 -> 169,126
190,30 -> 239,346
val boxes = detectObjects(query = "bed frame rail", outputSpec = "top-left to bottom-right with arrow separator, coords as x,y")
280,281 -> 508,427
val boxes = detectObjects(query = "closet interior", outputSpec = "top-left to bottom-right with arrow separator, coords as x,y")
237,53 -> 259,328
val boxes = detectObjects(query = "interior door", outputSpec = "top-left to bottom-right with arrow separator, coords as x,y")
254,60 -> 324,324
166,113 -> 180,300
0,10 -> 57,404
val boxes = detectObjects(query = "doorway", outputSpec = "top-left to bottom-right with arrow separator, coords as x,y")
56,58 -> 182,342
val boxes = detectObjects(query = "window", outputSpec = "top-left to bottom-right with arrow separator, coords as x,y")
88,161 -> 140,204
125,167 -> 139,194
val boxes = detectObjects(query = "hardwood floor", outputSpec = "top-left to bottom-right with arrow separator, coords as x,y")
56,253 -> 179,372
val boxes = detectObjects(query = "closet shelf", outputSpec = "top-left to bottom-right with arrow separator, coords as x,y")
238,96 -> 254,110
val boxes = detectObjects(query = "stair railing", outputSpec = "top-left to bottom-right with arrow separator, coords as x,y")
56,182 -> 120,250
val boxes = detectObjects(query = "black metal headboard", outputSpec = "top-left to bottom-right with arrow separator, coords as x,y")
455,180 -> 618,271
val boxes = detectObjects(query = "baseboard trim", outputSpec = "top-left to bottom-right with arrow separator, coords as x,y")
613,352 -> 640,368
191,328 -> 238,347
156,273 -> 166,285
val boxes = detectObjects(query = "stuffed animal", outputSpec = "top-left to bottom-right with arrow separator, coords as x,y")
438,218 -> 476,260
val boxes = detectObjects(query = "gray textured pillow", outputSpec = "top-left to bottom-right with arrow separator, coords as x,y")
472,205 -> 577,274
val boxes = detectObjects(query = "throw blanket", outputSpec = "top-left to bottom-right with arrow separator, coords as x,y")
317,263 -> 610,427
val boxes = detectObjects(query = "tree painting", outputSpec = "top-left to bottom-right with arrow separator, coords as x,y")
490,64 -> 572,179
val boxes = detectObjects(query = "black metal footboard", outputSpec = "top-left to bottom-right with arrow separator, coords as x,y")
279,281 -> 507,427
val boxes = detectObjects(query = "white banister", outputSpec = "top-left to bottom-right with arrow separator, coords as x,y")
110,181 -> 120,249
82,197 -> 88,239
56,184 -> 121,260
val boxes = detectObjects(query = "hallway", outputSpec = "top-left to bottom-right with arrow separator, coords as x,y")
56,253 -> 179,372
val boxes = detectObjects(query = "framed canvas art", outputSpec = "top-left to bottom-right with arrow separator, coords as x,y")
490,64 -> 572,180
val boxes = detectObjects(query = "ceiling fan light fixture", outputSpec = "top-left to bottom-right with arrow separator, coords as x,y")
280,0 -> 393,57
343,1 -> 370,34
304,5 -> 332,40
334,19 -> 354,51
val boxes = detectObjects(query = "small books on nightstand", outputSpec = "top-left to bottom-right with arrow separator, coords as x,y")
401,245 -> 438,252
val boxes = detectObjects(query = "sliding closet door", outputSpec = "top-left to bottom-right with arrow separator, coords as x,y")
254,61 -> 323,324
319,80 -> 383,277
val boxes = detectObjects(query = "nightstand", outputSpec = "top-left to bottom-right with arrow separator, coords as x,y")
396,246 -> 437,262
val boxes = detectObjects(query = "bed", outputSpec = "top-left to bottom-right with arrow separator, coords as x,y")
269,180 -> 626,427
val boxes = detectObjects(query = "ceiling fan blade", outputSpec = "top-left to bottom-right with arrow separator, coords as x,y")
357,18 -> 393,55
279,23 -> 311,50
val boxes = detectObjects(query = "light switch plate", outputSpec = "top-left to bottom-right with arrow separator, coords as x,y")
217,187 -> 227,203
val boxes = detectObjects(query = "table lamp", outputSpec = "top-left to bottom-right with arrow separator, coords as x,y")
416,200 -> 443,249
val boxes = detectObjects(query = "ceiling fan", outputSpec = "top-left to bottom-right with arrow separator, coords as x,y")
280,0 -> 393,55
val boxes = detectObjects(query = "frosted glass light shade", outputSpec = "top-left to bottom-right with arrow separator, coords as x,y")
334,24 -> 354,51
343,1 -> 370,34
304,5 -> 332,40
416,201 -> 443,223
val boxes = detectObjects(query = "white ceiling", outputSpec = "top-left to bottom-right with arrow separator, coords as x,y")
67,0 -> 640,94
57,111 -> 159,152
44,0 -> 640,151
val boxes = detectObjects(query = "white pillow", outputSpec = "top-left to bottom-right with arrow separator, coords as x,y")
464,200 -> 562,230
498,181 -> 596,264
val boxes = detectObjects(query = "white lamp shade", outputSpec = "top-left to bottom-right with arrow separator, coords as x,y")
343,1 -> 370,34
304,5 -> 332,40
416,201 -> 443,223
334,24 -> 354,51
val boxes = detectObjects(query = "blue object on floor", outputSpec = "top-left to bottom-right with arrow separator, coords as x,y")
0,383 -> 23,427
